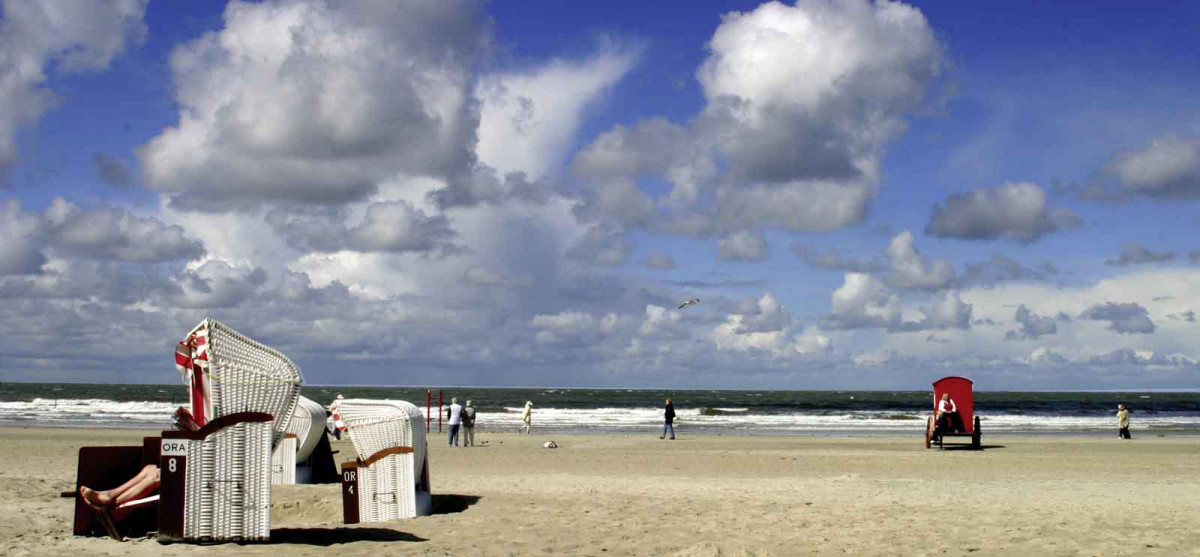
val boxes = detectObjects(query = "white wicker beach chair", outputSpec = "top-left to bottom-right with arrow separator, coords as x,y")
158,319 -> 303,542
330,399 -> 431,522
272,396 -> 327,485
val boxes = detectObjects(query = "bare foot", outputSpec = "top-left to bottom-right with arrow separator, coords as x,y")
79,486 -> 111,509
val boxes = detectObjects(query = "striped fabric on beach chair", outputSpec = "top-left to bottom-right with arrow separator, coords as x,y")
159,319 -> 302,542
331,399 -> 431,523
272,396 -> 327,485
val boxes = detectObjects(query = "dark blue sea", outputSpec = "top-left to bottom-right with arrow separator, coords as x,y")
1,382 -> 1197,435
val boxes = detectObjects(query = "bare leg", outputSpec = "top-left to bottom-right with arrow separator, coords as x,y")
79,464 -> 160,509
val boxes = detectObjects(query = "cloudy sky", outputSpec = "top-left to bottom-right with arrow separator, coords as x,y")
2,0 -> 1199,390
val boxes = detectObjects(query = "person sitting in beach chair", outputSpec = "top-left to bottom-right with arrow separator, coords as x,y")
925,376 -> 981,449
69,319 -> 302,542
77,464 -> 160,524
935,392 -> 963,436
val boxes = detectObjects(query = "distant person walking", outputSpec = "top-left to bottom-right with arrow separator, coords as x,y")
1117,404 -> 1132,439
660,398 -> 676,440
462,400 -> 476,447
521,400 -> 533,434
447,397 -> 463,446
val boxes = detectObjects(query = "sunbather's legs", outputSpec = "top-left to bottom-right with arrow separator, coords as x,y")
79,464 -> 161,509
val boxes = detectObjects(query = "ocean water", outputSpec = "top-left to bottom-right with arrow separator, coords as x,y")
1,382 -> 1198,435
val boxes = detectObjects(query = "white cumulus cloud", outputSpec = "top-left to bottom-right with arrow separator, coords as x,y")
0,0 -> 147,172
477,47 -> 639,181
139,0 -> 487,210
885,230 -> 954,290
1110,134 -> 1200,197
717,230 -> 768,262
925,182 -> 1080,243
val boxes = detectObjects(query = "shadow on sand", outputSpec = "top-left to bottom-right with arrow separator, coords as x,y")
937,444 -> 1007,451
271,527 -> 425,546
432,494 -> 481,515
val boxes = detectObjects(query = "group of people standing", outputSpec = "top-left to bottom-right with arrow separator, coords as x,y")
444,397 -> 678,443
445,397 -> 477,447
444,398 -> 537,445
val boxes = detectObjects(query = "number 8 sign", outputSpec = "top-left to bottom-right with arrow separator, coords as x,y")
158,438 -> 189,540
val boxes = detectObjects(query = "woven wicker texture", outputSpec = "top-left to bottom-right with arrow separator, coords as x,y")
293,396 -> 327,462
198,319 -> 303,443
270,436 -> 298,486
177,319 -> 302,541
330,399 -> 428,521
271,396 -> 326,485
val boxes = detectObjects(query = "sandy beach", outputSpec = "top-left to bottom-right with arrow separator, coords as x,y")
1,426 -> 1198,556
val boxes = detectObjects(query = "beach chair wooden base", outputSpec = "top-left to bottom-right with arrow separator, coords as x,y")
341,449 -> 430,524
925,416 -> 982,450
157,412 -> 274,543
65,438 -> 161,541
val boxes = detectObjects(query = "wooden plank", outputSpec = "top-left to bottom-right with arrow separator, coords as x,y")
358,446 -> 413,467
341,462 -> 360,524
71,446 -> 157,539
156,439 -> 188,541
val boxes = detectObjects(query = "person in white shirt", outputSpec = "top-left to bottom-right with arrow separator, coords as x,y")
935,393 -> 962,435
446,397 -> 463,446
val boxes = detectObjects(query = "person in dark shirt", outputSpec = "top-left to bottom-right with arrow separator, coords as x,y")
660,398 -> 676,440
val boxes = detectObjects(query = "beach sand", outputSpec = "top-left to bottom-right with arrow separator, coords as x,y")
1,426 -> 1198,556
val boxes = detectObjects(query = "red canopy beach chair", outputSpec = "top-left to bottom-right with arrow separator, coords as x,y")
924,376 -> 981,450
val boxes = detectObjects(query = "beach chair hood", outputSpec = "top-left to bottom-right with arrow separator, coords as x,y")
330,399 -> 431,521
174,318 -> 303,444
160,318 -> 304,542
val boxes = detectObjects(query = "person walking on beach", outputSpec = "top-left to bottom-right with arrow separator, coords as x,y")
1117,404 -> 1132,439
521,400 -> 533,434
660,398 -> 676,440
462,400 -> 476,447
447,397 -> 463,446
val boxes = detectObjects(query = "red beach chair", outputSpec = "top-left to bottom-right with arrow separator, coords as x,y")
924,376 -> 981,450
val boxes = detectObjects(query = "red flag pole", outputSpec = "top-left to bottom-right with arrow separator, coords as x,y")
438,390 -> 443,433
426,389 -> 432,432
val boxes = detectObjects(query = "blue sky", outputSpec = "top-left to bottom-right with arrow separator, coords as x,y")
1,0 -> 1199,389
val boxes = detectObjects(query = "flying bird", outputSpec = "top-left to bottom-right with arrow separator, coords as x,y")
678,298 -> 700,309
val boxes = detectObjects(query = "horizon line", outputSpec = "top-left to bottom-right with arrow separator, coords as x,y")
1,380 -> 1196,393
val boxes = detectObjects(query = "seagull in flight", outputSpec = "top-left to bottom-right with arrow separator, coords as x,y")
678,298 -> 700,309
